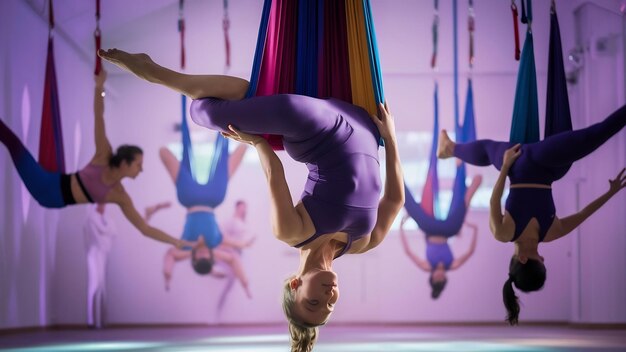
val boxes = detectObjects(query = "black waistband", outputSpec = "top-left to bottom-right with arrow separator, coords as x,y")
59,174 -> 77,205
75,172 -> 94,203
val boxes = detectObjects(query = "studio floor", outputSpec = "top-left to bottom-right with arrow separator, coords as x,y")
1,324 -> 626,351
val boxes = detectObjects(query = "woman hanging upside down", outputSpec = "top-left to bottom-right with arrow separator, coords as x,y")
400,164 -> 482,299
437,106 -> 626,325
98,48 -> 404,352
0,70 -> 191,248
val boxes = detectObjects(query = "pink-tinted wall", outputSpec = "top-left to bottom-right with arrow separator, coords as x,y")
0,0 -> 624,329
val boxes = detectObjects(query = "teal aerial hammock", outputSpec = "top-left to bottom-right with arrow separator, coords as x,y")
39,0 -> 66,173
509,0 -> 571,144
509,0 -> 540,143
245,0 -> 385,150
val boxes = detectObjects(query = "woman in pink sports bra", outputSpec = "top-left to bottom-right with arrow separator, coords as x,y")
0,70 -> 190,249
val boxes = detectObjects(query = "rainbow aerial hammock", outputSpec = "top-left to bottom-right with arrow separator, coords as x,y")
244,0 -> 385,150
509,0 -> 571,144
39,0 -> 65,173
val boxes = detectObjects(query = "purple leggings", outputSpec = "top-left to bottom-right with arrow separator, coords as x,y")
454,105 -> 626,185
190,94 -> 382,250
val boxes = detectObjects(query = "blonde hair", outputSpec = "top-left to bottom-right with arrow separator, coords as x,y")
282,276 -> 319,352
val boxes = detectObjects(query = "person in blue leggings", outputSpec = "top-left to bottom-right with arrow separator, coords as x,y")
400,163 -> 482,299
145,135 -> 253,298
99,48 -> 404,352
0,70 -> 188,248
437,105 -> 626,325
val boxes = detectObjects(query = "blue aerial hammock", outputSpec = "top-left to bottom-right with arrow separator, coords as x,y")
245,0 -> 385,150
404,0 -> 476,236
509,0 -> 571,144
39,0 -> 65,173
509,0 -> 539,143
175,1 -> 229,209
403,81 -> 477,236
176,96 -> 230,209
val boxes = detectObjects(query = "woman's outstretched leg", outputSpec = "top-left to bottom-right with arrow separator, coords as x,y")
190,95 -> 338,144
528,105 -> 626,168
0,118 -> 27,161
97,49 -> 249,100
438,130 -> 514,170
1,119 -> 63,207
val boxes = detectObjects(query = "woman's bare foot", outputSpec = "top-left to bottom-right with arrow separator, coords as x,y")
465,174 -> 483,206
436,129 -> 455,159
98,49 -> 156,82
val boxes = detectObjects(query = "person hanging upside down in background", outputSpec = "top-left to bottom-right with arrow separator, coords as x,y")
401,164 -> 482,299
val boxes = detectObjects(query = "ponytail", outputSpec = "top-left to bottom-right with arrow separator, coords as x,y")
282,277 -> 320,352
502,275 -> 520,325
288,322 -> 318,352
503,256 -> 547,326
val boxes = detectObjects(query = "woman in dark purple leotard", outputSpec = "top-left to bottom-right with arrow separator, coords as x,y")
437,106 -> 626,325
98,49 -> 404,350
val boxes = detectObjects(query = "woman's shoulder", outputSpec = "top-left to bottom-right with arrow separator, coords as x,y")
90,148 -> 114,166
345,234 -> 372,254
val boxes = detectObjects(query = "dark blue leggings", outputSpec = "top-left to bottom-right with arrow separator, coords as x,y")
404,164 -> 467,238
454,105 -> 626,184
0,119 -> 66,208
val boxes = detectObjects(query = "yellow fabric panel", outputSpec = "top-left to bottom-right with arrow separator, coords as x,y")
346,0 -> 377,117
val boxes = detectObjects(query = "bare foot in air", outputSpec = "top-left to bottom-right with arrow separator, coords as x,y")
97,49 -> 156,81
436,129 -> 455,159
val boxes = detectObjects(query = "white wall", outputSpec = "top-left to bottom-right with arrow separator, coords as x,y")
1,0 -> 624,328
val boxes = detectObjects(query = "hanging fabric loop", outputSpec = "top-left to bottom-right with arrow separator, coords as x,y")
39,0 -> 66,173
48,0 -> 54,38
223,0 -> 231,71
94,0 -> 102,74
468,0 -> 475,68
521,0 -> 533,33
178,0 -> 186,70
511,1 -> 521,60
431,0 -> 439,69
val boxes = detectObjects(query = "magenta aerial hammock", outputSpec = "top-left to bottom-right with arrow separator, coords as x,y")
1,0 -> 66,208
